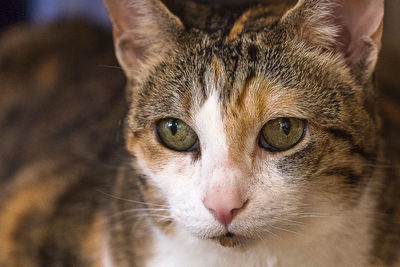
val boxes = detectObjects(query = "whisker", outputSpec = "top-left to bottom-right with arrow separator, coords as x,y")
108,208 -> 170,218
97,190 -> 168,208
275,218 -> 306,226
98,65 -> 123,70
269,225 -> 303,236
132,214 -> 173,219
288,212 -> 332,218
264,228 -> 281,238
108,212 -> 173,226
297,214 -> 331,218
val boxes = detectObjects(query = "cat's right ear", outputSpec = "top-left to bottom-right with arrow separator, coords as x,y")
104,0 -> 184,79
281,0 -> 384,83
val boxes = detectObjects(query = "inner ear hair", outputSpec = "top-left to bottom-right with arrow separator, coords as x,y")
105,0 -> 184,81
282,0 -> 384,83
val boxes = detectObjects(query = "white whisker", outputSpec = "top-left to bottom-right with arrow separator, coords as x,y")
269,225 -> 303,236
108,208 -> 170,218
97,190 -> 168,208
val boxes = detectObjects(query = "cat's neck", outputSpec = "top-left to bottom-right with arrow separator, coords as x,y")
144,213 -> 373,267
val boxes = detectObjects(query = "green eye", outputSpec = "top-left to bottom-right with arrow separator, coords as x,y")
260,118 -> 305,151
157,118 -> 198,152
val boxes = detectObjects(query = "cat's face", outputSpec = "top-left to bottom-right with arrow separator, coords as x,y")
106,0 -> 384,246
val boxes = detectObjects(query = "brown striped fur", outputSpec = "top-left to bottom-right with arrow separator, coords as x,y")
0,0 -> 399,266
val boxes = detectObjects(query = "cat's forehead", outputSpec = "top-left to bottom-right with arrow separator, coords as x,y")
128,3 -> 359,130
129,40 -> 353,132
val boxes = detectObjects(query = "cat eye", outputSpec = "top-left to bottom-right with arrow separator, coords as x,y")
259,118 -> 305,151
157,118 -> 199,152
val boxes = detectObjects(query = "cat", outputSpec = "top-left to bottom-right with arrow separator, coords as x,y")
0,0 -> 399,266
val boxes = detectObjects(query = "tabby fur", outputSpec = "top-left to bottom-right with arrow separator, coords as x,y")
0,0 -> 399,266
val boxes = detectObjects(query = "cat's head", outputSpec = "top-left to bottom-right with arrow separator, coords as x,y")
106,0 -> 384,246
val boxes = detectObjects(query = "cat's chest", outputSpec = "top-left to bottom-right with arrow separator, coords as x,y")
140,218 -> 372,267
145,229 -> 278,267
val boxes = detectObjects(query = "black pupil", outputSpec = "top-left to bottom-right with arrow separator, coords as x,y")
280,118 -> 291,135
168,119 -> 179,136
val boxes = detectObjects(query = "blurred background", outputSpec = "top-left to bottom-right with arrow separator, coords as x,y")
1,0 -> 399,96
0,0 -> 110,29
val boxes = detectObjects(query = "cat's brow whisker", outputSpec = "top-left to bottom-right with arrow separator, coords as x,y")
98,64 -> 123,70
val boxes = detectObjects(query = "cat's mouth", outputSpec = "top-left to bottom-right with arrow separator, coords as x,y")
213,232 -> 247,248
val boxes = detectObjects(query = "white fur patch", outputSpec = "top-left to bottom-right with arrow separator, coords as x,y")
146,210 -> 373,267
193,91 -> 236,189
102,226 -> 114,267
146,226 -> 278,267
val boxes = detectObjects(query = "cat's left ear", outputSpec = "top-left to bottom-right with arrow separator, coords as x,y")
282,0 -> 384,83
104,0 -> 184,80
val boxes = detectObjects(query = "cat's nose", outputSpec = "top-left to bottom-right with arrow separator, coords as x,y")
203,189 -> 247,227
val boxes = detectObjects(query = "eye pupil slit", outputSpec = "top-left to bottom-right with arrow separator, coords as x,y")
280,118 -> 291,135
169,119 -> 179,136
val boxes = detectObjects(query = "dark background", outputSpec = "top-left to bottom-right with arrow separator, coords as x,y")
0,0 -> 27,31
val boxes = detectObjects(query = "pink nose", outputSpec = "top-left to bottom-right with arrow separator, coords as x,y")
203,189 -> 247,227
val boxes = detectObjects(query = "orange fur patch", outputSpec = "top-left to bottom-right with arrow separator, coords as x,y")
126,127 -> 169,172
226,5 -> 287,43
0,162 -> 72,263
81,212 -> 106,266
225,10 -> 253,43
225,77 -> 298,165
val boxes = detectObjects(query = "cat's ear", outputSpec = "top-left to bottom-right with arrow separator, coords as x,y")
282,0 -> 384,82
104,0 -> 184,79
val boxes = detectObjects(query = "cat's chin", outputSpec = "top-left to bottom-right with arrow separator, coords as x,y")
211,232 -> 252,248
